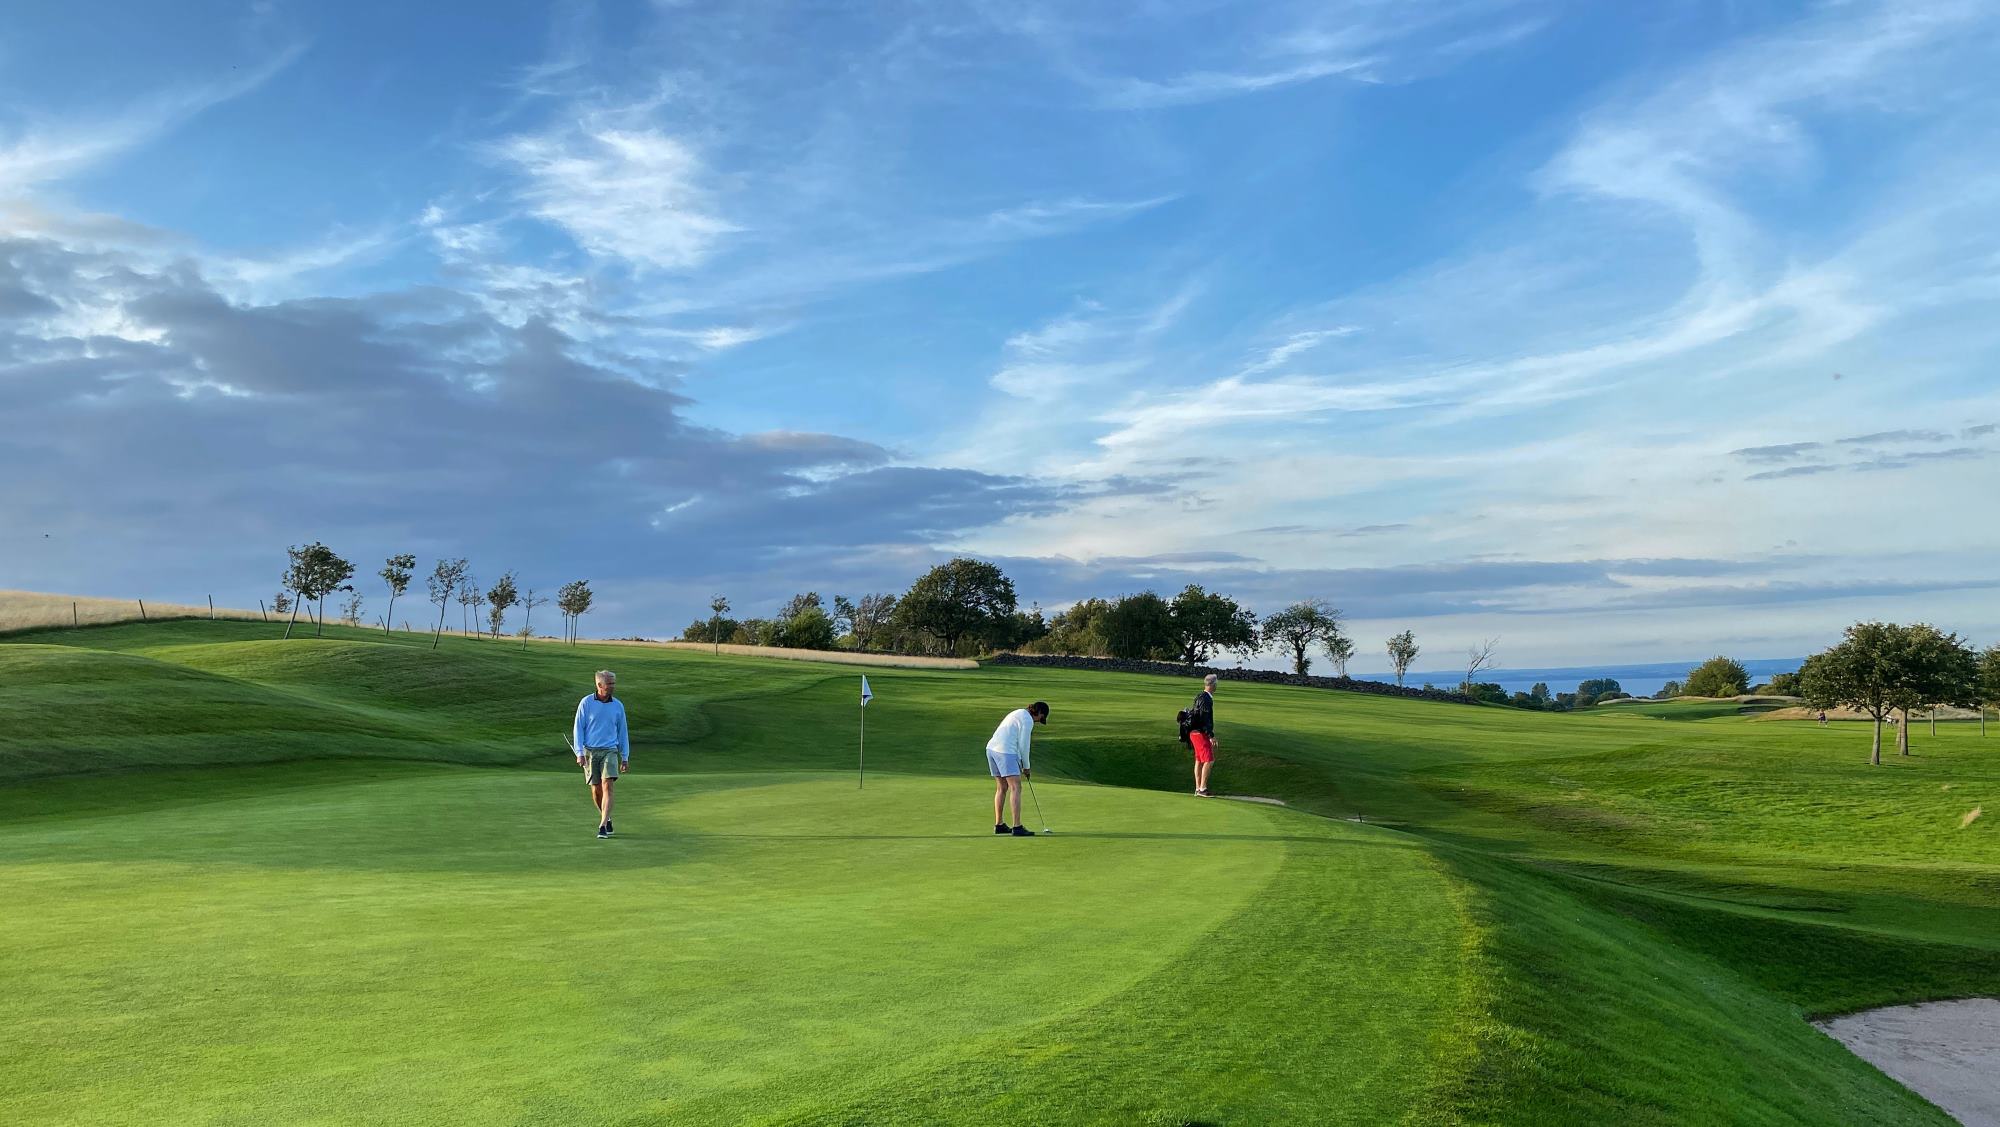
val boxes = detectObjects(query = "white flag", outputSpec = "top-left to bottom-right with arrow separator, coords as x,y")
860,675 -> 873,707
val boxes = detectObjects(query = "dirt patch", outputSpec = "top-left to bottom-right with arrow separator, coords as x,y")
1817,998 -> 2000,1125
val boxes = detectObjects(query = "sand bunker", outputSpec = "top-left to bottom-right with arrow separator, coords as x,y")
1817,998 -> 2000,1125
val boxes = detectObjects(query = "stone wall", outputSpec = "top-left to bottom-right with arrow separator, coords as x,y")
984,652 -> 1475,704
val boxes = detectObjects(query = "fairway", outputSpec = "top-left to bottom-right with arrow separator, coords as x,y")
4,620 -> 1997,1124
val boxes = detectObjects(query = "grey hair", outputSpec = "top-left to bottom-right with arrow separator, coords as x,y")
1203,673 -> 1218,688
595,670 -> 617,684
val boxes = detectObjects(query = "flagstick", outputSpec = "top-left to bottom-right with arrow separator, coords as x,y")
858,700 -> 866,790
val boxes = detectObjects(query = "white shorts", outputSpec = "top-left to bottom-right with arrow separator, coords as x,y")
986,750 -> 1022,778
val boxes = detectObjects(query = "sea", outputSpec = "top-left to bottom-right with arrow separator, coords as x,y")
1346,658 -> 1806,699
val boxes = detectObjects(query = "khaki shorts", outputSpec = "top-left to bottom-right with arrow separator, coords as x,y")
582,747 -> 622,785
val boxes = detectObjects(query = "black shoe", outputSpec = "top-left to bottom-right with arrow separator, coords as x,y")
597,824 -> 610,838
1011,825 -> 1035,837
995,823 -> 1011,835
603,821 -> 614,836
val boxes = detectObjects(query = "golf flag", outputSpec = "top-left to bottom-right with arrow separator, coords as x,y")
857,676 -> 872,789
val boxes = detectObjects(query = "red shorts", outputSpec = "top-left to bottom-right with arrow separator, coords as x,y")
1190,732 -> 1214,764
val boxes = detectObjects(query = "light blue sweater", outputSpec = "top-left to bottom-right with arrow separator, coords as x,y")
573,694 -> 630,761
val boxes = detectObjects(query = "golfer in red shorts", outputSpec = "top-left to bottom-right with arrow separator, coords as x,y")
1189,673 -> 1217,796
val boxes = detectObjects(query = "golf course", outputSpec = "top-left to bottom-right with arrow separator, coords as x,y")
3,619 -> 1996,1125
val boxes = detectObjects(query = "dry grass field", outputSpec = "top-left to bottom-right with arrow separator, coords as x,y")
0,590 -> 267,634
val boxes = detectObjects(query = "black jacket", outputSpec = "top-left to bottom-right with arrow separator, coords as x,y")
1188,689 -> 1215,736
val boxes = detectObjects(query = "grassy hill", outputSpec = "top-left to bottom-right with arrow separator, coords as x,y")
3,619 -> 1995,1124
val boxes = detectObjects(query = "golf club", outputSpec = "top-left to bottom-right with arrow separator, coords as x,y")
1025,772 -> 1053,834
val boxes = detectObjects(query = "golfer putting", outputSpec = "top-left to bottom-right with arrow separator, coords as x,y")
987,701 -> 1049,836
573,670 -> 631,839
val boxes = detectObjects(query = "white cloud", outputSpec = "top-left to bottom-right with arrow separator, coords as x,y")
498,122 -> 739,271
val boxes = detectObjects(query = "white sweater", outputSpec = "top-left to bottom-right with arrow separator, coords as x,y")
984,708 -> 1034,769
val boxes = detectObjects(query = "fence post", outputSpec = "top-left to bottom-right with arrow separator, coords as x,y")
259,600 -> 268,622
208,595 -> 214,620
73,601 -> 79,629
138,599 -> 147,621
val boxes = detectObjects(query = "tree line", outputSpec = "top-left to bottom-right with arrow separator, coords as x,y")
682,557 -> 1472,689
272,542 -> 596,650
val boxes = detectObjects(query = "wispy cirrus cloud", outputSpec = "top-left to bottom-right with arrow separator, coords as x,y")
0,43 -> 304,194
1101,57 -> 1379,110
1011,0 -> 1550,110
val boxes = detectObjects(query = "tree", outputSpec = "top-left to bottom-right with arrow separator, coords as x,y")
1037,598 -> 1111,656
684,615 -> 740,643
849,593 -> 898,651
1576,678 -> 1624,706
709,595 -> 731,655
1979,645 -> 2000,737
894,558 -> 1016,655
1798,622 -> 1944,765
1386,631 -> 1420,686
1262,600 -> 1343,677
1167,585 -> 1259,667
485,572 -> 518,640
280,542 -> 354,640
272,591 -> 293,616
279,548 -> 308,638
457,573 -> 480,636
557,580 -> 594,645
1462,638 -> 1500,694
831,595 -> 856,639
520,589 -> 549,650
775,605 -> 838,650
1658,680 -> 1683,699
1324,631 -> 1355,677
1897,625 -> 1979,754
1684,656 -> 1750,698
1767,671 -> 1803,696
339,589 -> 365,627
379,554 -> 415,637
1100,591 -> 1176,660
1530,682 -> 1551,706
982,605 -> 1049,652
426,558 -> 468,651
778,592 -> 824,622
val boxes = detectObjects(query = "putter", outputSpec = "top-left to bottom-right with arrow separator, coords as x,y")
1025,773 -> 1053,834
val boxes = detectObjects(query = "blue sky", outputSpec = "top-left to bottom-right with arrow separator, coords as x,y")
4,0 -> 1997,666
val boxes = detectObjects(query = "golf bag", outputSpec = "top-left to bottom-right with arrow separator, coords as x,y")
1176,706 -> 1193,744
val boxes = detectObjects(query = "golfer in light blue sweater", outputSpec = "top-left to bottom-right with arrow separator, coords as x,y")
573,670 -> 630,838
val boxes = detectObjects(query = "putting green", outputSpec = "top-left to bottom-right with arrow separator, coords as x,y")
0,767 -> 1466,1125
